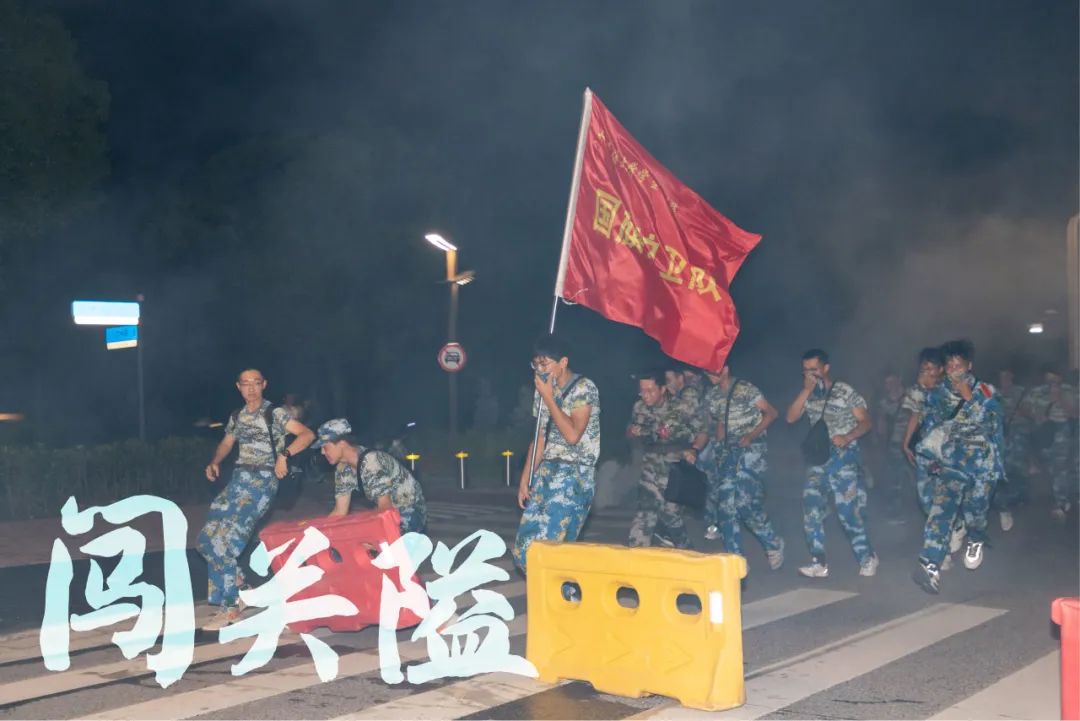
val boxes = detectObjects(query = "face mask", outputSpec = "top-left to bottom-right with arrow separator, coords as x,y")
536,371 -> 551,383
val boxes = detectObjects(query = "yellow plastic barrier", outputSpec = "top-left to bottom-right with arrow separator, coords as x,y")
525,541 -> 747,711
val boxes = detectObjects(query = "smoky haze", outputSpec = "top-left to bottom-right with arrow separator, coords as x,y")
4,0 -> 1076,449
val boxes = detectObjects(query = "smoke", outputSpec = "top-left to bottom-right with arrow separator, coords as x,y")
15,0 -> 1077,445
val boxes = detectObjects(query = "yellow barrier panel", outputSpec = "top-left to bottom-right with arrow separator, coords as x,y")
525,541 -> 747,711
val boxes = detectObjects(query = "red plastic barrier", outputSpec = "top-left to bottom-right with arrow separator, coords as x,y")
258,509 -> 425,633
1052,597 -> 1080,720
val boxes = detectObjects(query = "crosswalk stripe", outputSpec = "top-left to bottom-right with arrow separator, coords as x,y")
1,573 -> 524,710
626,602 -> 1008,719
87,617 -> 531,719
84,584 -> 856,720
329,588 -> 858,720
929,649 -> 1060,720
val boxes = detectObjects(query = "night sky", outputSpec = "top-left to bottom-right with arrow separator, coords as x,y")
3,0 -> 1077,448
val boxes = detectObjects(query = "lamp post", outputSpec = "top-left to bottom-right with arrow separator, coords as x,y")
425,233 -> 475,441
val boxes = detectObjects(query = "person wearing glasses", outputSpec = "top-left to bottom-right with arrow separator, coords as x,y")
512,334 -> 601,573
198,368 -> 315,631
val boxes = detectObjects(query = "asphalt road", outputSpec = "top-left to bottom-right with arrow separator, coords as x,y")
0,450 -> 1076,720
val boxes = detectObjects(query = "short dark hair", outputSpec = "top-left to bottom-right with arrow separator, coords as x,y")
636,369 -> 666,386
940,339 -> 975,363
237,368 -> 265,382
802,348 -> 829,365
533,334 -> 570,363
918,346 -> 945,367
1041,362 -> 1062,377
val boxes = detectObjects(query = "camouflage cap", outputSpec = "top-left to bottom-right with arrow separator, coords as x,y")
312,418 -> 352,448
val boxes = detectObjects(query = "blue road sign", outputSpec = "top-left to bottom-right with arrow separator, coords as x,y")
72,300 -> 140,326
105,325 -> 138,350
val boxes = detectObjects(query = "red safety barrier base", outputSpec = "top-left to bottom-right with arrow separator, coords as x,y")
1052,597 -> 1080,721
258,509 -> 425,634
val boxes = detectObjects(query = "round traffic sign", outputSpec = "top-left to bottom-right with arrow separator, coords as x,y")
437,342 -> 467,373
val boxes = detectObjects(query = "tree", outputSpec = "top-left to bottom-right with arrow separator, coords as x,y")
141,127 -> 452,431
0,0 -> 110,257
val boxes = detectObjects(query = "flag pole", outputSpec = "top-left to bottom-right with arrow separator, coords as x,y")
526,88 -> 594,492
551,87 -> 594,327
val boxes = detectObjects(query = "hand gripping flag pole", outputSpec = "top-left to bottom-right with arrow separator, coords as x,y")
526,88 -> 594,491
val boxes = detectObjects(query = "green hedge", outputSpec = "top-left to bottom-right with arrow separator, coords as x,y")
0,437 -> 218,521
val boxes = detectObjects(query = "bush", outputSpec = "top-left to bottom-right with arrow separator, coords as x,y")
0,437 -> 217,520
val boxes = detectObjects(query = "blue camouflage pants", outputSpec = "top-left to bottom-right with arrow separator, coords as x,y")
994,429 -> 1030,510
884,446 -> 913,496
703,443 -> 781,557
803,444 -> 874,565
513,460 -> 595,573
920,447 -> 997,565
197,467 -> 278,608
914,456 -> 939,516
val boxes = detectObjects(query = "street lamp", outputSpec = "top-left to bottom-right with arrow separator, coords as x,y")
425,233 -> 475,441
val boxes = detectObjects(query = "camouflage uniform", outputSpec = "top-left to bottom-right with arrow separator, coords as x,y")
698,379 -> 781,558
801,382 -> 875,565
995,384 -> 1032,510
1028,383 -> 1078,512
903,383 -> 941,515
627,389 -> 705,548
334,447 -> 428,534
879,391 -> 914,496
513,375 -> 601,572
918,374 -> 1003,566
197,400 -> 289,608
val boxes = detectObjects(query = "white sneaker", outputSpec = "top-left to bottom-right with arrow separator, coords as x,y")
963,540 -> 984,570
1051,505 -> 1068,521
201,606 -> 241,632
949,524 -> 967,553
704,525 -> 720,541
798,561 -> 829,578
766,539 -> 785,570
999,511 -> 1014,532
858,555 -> 879,577
941,554 -> 953,571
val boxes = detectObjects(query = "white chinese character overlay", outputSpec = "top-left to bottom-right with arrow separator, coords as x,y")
40,495 -> 194,688
373,529 -> 537,684
221,526 -> 359,681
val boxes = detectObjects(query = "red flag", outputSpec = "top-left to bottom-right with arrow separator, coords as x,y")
556,91 -> 761,372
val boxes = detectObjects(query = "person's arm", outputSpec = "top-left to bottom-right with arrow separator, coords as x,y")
283,418 -> 315,454
741,398 -> 778,446
517,434 -> 547,509
786,374 -> 817,423
834,405 -> 872,447
205,434 -> 236,481
903,412 -> 922,465
275,417 -> 315,480
329,494 -> 351,516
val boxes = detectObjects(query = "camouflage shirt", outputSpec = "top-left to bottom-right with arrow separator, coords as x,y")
334,447 -> 427,515
533,374 -> 601,466
702,379 -> 766,443
629,390 -> 706,453
1028,383 -> 1075,424
998,384 -> 1033,434
803,381 -> 867,438
878,392 -> 908,447
224,400 -> 289,467
927,374 -> 1003,445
